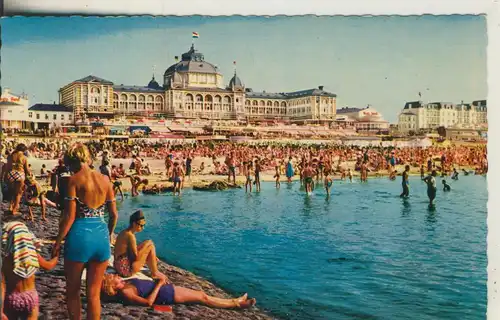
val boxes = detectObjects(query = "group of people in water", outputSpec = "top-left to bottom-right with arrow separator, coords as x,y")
0,138 -> 487,319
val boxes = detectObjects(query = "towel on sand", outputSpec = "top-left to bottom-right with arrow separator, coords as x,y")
2,221 -> 40,278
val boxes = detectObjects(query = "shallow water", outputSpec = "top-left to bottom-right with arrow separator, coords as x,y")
116,175 -> 487,320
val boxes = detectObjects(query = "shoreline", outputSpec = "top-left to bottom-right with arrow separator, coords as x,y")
0,202 -> 275,320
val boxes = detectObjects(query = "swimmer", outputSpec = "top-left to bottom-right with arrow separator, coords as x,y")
347,168 -> 353,183
423,170 -> 438,207
245,162 -> 253,193
324,170 -> 333,197
451,168 -> 459,180
400,165 -> 410,198
442,179 -> 451,192
303,162 -> 314,193
273,166 -> 281,189
389,170 -> 397,181
462,168 -> 470,176
254,159 -> 261,192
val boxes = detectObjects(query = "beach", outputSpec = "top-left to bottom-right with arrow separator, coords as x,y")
26,155 -> 474,194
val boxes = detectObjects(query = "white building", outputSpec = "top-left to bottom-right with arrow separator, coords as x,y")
28,103 -> 74,130
0,88 -> 30,130
336,106 -> 390,133
398,100 -> 487,132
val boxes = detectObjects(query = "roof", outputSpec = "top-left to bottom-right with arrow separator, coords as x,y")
229,73 -> 244,88
113,85 -> 164,93
246,87 -> 336,100
0,101 -> 22,107
164,44 -> 219,75
29,103 -> 73,112
472,100 -> 487,107
337,107 -> 364,114
403,101 -> 424,109
147,76 -> 162,90
74,75 -> 114,85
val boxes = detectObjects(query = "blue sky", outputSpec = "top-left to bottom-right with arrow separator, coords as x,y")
1,15 -> 486,122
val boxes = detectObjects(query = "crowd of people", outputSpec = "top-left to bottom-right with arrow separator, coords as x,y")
0,138 -> 487,319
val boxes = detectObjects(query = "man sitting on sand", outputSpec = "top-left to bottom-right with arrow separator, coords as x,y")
113,210 -> 167,281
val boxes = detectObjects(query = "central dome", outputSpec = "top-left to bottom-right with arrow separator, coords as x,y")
164,44 -> 219,76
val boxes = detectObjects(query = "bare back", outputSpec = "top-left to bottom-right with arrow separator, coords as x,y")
70,168 -> 111,208
114,230 -> 135,258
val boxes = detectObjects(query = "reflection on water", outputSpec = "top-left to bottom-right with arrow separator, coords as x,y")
117,176 -> 487,320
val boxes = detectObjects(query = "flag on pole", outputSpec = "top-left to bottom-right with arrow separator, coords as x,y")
192,32 -> 199,38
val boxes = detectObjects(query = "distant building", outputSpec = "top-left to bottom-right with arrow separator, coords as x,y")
437,126 -> 481,142
28,103 -> 73,130
398,100 -> 487,132
58,44 -> 337,124
0,88 -> 30,130
336,106 -> 389,133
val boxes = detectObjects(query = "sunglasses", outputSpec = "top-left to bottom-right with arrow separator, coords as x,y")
136,221 -> 146,228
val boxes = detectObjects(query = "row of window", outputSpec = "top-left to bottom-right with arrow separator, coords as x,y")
28,112 -> 72,121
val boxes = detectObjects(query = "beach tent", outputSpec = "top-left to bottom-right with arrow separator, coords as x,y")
129,126 -> 151,133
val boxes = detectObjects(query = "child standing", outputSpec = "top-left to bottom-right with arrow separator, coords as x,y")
245,162 -> 253,193
324,170 -> 333,197
273,166 -> 281,189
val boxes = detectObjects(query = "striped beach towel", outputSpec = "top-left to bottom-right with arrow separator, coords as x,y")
1,221 -> 40,278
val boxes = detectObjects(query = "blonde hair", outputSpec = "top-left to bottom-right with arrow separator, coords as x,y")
65,143 -> 91,165
102,274 -> 118,296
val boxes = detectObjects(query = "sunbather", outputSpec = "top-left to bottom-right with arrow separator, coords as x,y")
102,274 -> 256,309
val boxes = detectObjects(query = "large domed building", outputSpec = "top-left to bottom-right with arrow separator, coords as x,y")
58,44 -> 337,124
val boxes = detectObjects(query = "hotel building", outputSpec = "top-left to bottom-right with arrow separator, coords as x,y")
0,88 -> 30,130
58,44 -> 337,124
397,100 -> 487,132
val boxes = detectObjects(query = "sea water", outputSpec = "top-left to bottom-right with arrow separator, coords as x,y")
116,175 -> 487,320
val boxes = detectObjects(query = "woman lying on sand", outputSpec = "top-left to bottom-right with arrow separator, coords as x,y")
102,274 -> 256,309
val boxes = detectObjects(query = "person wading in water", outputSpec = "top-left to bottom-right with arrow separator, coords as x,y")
400,165 -> 410,198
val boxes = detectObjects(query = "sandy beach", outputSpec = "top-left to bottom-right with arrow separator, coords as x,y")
27,155 -> 474,194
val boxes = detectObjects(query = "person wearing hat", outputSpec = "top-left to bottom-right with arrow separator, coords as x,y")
113,210 -> 167,281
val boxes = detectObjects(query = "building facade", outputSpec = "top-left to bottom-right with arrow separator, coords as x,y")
58,44 -> 337,124
336,106 -> 389,133
28,103 -> 74,130
0,88 -> 30,130
398,100 -> 487,132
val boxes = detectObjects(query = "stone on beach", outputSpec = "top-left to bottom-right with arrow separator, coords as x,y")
193,180 -> 242,191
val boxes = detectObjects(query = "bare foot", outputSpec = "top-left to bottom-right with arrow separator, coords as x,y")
236,293 -> 248,304
236,298 -> 256,309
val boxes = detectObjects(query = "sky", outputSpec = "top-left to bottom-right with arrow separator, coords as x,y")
1,15 -> 487,122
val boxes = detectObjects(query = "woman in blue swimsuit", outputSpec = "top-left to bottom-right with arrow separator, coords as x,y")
102,274 -> 256,309
52,143 -> 118,320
